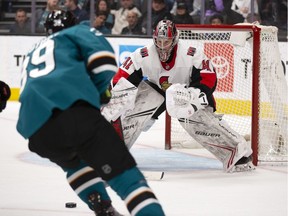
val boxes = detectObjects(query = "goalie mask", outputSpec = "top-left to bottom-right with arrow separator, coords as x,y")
153,20 -> 179,62
44,10 -> 76,35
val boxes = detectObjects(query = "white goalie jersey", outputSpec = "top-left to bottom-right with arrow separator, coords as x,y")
113,40 -> 217,105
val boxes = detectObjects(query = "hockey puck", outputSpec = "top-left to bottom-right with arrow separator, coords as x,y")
65,202 -> 77,208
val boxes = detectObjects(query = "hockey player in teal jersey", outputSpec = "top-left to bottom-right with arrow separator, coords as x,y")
16,10 -> 165,216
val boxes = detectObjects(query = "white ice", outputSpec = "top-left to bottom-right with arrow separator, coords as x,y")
0,102 -> 287,216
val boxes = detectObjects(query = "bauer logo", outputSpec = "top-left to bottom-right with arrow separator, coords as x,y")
195,131 -> 220,137
119,45 -> 142,65
204,43 -> 234,92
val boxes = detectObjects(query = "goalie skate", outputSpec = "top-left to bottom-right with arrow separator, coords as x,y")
229,155 -> 256,173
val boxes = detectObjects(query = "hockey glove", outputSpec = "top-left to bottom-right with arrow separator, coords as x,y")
0,81 -> 11,112
101,78 -> 138,122
166,83 -> 208,118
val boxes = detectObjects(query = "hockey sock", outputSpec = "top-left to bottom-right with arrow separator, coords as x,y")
63,161 -> 111,210
108,167 -> 165,216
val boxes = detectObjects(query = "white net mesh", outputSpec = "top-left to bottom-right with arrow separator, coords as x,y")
168,24 -> 287,162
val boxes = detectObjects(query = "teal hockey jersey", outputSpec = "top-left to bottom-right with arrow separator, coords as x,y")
17,24 -> 117,138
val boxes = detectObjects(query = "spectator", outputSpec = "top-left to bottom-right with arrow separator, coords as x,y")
165,0 -> 176,11
111,0 -> 141,34
223,0 -> 244,24
205,0 -> 225,23
259,0 -> 274,25
259,0 -> 287,30
9,9 -> 31,34
209,13 -> 224,24
135,0 -> 174,15
246,13 -> 261,23
108,0 -> 118,10
95,0 -> 114,30
170,0 -> 193,15
36,0 -> 60,33
77,0 -> 87,9
80,11 -> 111,34
65,0 -> 90,11
173,2 -> 194,24
116,0 -> 142,11
121,10 -> 143,35
231,0 -> 259,22
64,0 -> 90,23
140,0 -> 173,34
93,10 -> 111,34
189,0 -> 201,23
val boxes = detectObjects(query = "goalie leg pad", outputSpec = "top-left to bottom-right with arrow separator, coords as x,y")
121,81 -> 165,149
178,108 -> 253,172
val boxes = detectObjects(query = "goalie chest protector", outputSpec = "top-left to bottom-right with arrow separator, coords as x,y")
129,40 -> 209,90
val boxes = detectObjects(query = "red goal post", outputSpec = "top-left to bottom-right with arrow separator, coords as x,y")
165,24 -> 288,166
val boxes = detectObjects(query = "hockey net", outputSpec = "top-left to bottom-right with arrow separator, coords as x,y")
165,24 -> 288,165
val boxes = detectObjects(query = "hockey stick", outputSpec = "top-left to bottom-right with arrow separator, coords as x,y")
142,171 -> 165,181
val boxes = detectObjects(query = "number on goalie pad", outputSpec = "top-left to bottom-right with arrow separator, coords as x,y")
166,83 -> 208,118
177,108 -> 252,172
101,77 -> 138,122
120,81 -> 165,149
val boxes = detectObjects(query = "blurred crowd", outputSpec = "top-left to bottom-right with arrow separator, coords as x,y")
0,0 -> 287,37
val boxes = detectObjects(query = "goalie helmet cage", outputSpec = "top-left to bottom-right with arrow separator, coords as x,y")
165,24 -> 288,166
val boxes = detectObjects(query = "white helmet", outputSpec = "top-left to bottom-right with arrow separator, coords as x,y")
153,20 -> 179,62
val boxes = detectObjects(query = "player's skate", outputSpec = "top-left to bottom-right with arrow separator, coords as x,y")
230,155 -> 256,172
88,192 -> 123,216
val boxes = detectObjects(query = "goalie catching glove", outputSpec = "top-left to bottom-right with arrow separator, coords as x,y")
166,83 -> 208,118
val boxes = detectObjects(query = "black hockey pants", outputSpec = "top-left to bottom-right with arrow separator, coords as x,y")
28,101 -> 136,180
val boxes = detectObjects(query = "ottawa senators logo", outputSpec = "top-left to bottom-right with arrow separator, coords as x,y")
159,76 -> 172,91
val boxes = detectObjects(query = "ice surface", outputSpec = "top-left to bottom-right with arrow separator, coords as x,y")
0,102 -> 287,216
